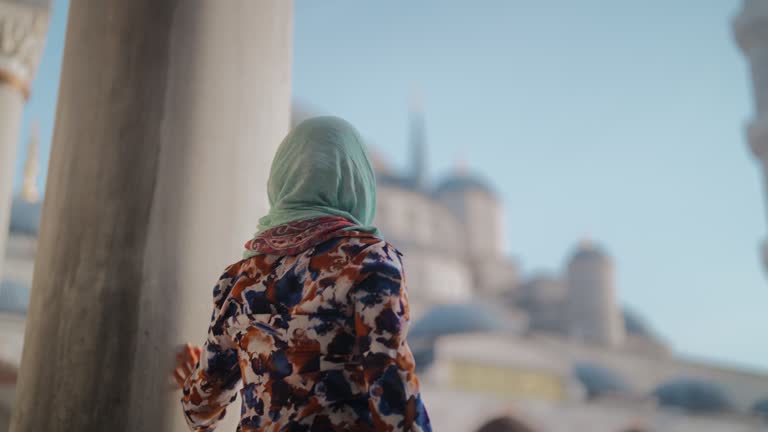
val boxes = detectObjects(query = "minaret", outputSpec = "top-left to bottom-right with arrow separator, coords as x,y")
409,91 -> 427,190
734,2 -> 768,273
21,122 -> 40,202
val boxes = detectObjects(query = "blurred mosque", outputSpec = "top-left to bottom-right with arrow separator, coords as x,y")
293,107 -> 768,432
1,106 -> 767,432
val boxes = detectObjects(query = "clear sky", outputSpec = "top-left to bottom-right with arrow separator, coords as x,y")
13,0 -> 768,371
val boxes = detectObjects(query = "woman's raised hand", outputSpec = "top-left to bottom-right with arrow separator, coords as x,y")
172,343 -> 203,389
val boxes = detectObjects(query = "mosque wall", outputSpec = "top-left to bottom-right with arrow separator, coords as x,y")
472,257 -> 520,298
375,183 -> 476,318
463,189 -> 506,258
425,333 -> 768,432
394,247 -> 473,318
377,185 -> 466,256
503,333 -> 768,411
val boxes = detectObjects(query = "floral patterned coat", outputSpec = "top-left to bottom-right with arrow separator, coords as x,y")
181,221 -> 431,432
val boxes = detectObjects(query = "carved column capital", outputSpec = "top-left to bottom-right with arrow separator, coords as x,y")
0,1 -> 50,98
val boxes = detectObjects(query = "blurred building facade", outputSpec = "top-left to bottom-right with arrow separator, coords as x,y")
0,0 -> 48,428
3,103 -> 768,432
307,106 -> 768,432
735,0 -> 768,276
0,0 -> 48,294
2,1 -> 768,427
376,114 -> 768,431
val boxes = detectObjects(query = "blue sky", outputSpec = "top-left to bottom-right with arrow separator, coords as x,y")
14,0 -> 768,371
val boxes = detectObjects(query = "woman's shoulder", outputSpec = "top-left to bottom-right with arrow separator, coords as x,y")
221,234 -> 403,283
337,234 -> 402,261
336,236 -> 404,283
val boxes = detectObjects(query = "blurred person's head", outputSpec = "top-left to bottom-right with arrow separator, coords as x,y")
257,116 -> 378,235
476,417 -> 537,432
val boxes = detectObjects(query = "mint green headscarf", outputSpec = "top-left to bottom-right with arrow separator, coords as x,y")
255,116 -> 380,236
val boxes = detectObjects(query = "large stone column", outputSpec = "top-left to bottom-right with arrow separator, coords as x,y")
735,1 -> 768,273
10,1 -> 292,431
0,0 -> 49,281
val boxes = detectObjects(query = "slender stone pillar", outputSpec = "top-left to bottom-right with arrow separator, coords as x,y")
735,1 -> 768,273
10,1 -> 292,431
0,0 -> 49,281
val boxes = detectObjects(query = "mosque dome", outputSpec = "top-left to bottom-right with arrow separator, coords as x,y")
409,303 -> 525,373
410,302 -> 522,340
752,398 -> 768,417
652,378 -> 733,413
0,280 -> 30,314
433,173 -> 496,197
573,362 -> 631,399
9,197 -> 42,236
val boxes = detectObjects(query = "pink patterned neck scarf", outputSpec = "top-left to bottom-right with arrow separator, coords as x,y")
244,216 -> 377,257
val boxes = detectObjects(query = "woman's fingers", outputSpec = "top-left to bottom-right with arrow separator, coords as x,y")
182,346 -> 197,376
173,368 -> 187,388
182,361 -> 195,377
186,344 -> 201,366
191,345 -> 202,361
171,344 -> 203,390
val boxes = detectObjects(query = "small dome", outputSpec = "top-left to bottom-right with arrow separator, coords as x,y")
410,302 -> 520,340
410,303 -> 523,372
9,197 -> 42,236
0,280 -> 30,314
573,362 -> 630,399
412,348 -> 435,374
433,174 -> 496,197
753,398 -> 768,417
623,308 -> 654,337
653,378 -> 733,413
569,239 -> 610,262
